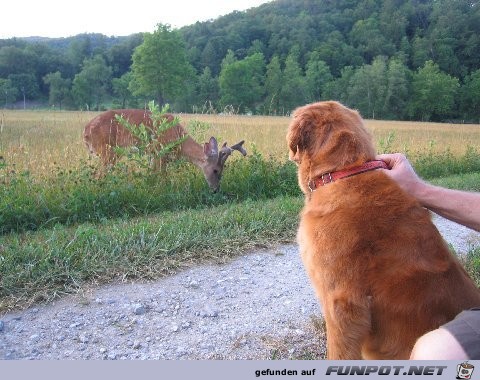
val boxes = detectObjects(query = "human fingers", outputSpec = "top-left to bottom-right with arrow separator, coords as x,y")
375,153 -> 406,170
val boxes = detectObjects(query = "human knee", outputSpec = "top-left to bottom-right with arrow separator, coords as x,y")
410,328 -> 468,360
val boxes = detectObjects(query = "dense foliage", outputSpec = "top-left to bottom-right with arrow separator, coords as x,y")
1,0 -> 480,121
0,151 -> 299,234
2,146 -> 480,235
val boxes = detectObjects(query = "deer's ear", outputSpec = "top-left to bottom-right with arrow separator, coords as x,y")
204,137 -> 219,157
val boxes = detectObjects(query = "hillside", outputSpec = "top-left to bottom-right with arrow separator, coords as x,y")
181,0 -> 479,78
0,0 -> 479,121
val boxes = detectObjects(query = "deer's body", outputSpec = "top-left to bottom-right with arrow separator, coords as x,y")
83,109 -> 246,191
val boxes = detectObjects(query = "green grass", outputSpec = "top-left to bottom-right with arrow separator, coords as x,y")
412,146 -> 480,181
465,247 -> 480,286
0,151 -> 299,234
2,147 -> 480,235
1,149 -> 479,313
430,172 -> 480,191
0,196 -> 302,312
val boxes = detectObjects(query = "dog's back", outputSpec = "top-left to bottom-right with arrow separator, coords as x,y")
300,170 -> 480,359
290,101 -> 480,359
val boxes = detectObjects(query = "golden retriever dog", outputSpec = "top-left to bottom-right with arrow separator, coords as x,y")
287,101 -> 480,359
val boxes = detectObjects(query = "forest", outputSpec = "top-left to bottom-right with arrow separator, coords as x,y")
1,0 -> 480,122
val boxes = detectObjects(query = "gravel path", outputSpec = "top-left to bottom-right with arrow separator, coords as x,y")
1,215 -> 479,360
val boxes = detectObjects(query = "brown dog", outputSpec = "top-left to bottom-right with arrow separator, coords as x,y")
287,101 -> 480,359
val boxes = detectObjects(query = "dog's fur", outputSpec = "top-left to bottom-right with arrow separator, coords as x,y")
287,101 -> 480,359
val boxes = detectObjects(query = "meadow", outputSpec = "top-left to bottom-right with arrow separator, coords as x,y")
1,110 -> 480,312
2,111 -> 480,172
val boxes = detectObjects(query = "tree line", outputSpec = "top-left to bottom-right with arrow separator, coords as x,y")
1,0 -> 479,122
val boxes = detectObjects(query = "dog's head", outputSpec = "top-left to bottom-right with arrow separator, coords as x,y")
286,101 -> 376,193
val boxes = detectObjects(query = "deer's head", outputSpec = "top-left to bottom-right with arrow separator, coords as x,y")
202,137 -> 247,192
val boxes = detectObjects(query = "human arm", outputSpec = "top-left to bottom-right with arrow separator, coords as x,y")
376,153 -> 480,232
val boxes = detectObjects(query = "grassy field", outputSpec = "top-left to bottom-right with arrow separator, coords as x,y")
1,110 -> 480,313
2,110 -> 480,174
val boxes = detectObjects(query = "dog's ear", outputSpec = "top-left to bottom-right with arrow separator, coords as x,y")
325,130 -> 357,165
323,129 -> 373,167
287,115 -> 316,159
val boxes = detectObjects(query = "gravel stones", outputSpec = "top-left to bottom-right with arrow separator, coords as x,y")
0,245 -> 320,360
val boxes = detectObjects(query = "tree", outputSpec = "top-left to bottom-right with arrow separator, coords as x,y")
317,32 -> 363,77
67,35 -> 93,70
279,48 -> 307,112
106,34 -> 143,78
8,73 -> 40,108
264,55 -> 282,115
305,51 -> 333,102
347,56 -> 387,119
383,58 -> 410,119
130,24 -> 195,106
0,78 -> 18,108
379,0 -> 408,48
427,0 -> 474,78
323,66 -> 356,105
408,60 -> 460,121
349,17 -> 395,63
112,72 -> 136,109
460,69 -> 480,122
220,49 -> 237,69
219,52 -> 265,113
43,71 -> 71,109
0,46 -> 36,77
195,67 -> 219,111
200,36 -> 229,76
410,34 -> 431,69
72,55 -> 112,110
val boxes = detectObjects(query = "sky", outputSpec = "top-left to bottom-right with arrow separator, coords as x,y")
1,0 -> 271,39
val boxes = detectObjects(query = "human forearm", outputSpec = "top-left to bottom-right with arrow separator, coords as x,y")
377,153 -> 480,232
412,182 -> 480,232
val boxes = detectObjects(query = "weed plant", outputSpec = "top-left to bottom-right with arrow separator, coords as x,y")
0,150 -> 299,234
465,247 -> 480,286
412,145 -> 480,180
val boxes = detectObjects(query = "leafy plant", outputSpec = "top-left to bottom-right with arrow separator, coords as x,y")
378,131 -> 396,154
113,101 -> 187,171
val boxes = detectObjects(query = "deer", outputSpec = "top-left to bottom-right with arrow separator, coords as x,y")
83,109 -> 247,192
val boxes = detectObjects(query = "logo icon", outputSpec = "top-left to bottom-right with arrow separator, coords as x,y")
457,362 -> 475,380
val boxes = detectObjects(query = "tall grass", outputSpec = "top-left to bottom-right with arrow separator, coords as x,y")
2,110 -> 480,175
412,145 -> 480,180
1,110 -> 480,234
3,146 -> 480,235
465,247 -> 480,286
0,150 -> 299,234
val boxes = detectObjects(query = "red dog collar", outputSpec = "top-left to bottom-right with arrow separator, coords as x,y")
308,160 -> 388,191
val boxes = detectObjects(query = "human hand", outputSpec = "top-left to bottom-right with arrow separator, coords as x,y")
376,153 -> 424,196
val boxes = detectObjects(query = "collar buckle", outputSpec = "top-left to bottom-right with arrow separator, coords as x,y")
321,172 -> 333,185
308,172 -> 334,192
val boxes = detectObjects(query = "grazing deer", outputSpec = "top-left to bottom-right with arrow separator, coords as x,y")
83,109 -> 247,191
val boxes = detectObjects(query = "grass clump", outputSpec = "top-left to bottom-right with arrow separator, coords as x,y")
412,146 -> 480,180
3,146 -> 480,235
0,152 -> 299,234
0,196 -> 302,312
465,247 -> 480,287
